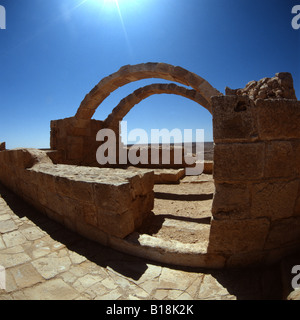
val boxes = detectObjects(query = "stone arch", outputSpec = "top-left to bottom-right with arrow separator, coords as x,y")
74,62 -> 220,123
103,83 -> 212,129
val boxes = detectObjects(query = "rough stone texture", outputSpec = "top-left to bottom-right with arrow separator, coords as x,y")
127,167 -> 186,184
2,66 -> 300,270
0,149 -> 154,239
251,180 -> 299,220
0,142 -> 5,151
255,99 -> 300,140
208,218 -> 270,255
212,183 -> 250,220
1,182 -> 288,300
265,217 -> 300,250
213,142 -> 265,182
212,96 -> 258,143
225,72 -> 297,101
211,79 -> 300,266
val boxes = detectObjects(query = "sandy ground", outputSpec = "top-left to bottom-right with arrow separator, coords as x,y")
138,174 -> 214,244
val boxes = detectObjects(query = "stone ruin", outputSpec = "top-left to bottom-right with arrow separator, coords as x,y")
0,62 -> 299,268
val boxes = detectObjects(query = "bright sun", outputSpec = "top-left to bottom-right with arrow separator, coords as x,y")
104,0 -> 117,4
102,0 -> 137,7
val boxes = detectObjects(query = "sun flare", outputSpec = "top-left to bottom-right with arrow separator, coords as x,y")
102,0 -> 137,8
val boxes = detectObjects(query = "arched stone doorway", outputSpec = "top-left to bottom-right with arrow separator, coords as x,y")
50,62 -> 218,168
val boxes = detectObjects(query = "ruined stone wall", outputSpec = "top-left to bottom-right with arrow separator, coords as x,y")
50,117 -> 205,169
3,64 -> 300,268
0,148 -> 154,241
50,117 -> 105,166
225,72 -> 297,101
209,93 -> 300,267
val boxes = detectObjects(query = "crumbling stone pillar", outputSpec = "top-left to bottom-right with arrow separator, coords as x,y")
208,73 -> 300,267
0,142 -> 5,151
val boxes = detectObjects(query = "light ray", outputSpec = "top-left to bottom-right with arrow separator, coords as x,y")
112,0 -> 133,58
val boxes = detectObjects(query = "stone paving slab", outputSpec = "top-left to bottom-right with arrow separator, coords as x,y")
0,183 -> 283,300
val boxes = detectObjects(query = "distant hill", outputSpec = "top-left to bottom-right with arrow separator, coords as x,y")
126,142 -> 214,161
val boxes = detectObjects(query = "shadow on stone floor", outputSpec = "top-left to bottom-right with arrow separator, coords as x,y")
0,183 -> 149,281
154,192 -> 214,201
155,262 -> 284,300
0,183 -> 285,299
137,212 -> 211,236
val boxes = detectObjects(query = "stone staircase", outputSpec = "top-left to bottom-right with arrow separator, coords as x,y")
138,173 -> 214,244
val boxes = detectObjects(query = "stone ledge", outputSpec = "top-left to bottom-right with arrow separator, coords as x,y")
0,149 -> 155,239
108,232 -> 226,269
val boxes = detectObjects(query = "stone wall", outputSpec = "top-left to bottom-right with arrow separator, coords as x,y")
225,72 -> 297,101
50,117 -> 208,170
0,148 -> 154,240
209,93 -> 300,267
50,117 -> 105,166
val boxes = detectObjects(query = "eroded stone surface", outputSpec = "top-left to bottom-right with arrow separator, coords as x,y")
0,150 -> 155,239
226,72 -> 297,101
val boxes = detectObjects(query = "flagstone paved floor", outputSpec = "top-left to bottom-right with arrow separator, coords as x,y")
0,183 -> 283,300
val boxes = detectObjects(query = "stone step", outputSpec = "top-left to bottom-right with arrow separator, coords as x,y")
137,212 -> 211,245
128,164 -> 213,184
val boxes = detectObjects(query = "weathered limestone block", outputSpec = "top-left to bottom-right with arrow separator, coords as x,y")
94,182 -> 134,213
226,72 -> 297,101
153,169 -> 185,184
44,191 -> 81,221
127,170 -> 155,195
92,171 -> 154,237
66,136 -> 84,160
0,148 -> 51,171
251,180 -> 299,220
97,208 -> 136,239
264,217 -> 300,250
213,143 -> 265,182
0,152 -> 156,239
208,218 -> 270,255
131,192 -> 155,228
19,180 -> 38,202
212,183 -> 250,219
69,180 -> 95,203
0,142 -> 5,151
264,141 -> 297,179
212,95 -> 258,142
255,99 -> 300,140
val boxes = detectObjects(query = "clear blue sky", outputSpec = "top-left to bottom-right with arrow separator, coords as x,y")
0,0 -> 299,148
